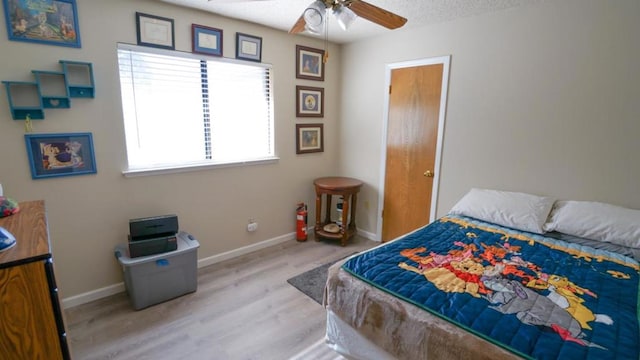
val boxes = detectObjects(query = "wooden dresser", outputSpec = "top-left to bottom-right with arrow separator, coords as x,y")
0,200 -> 71,359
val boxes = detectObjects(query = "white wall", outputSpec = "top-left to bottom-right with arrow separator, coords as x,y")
0,0 -> 341,299
340,0 -> 640,233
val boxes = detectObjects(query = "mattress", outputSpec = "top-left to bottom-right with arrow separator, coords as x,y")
324,215 -> 640,360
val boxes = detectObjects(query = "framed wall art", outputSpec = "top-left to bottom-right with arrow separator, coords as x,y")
2,0 -> 81,48
236,32 -> 262,62
192,24 -> 223,56
296,85 -> 324,117
136,12 -> 174,50
25,132 -> 97,179
296,124 -> 324,154
296,45 -> 324,81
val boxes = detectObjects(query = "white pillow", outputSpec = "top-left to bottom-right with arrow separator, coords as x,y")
449,188 -> 555,234
543,201 -> 640,249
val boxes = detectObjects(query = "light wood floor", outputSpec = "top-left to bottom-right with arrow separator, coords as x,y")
65,234 -> 378,360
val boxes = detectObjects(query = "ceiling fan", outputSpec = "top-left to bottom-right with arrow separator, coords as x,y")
289,0 -> 407,35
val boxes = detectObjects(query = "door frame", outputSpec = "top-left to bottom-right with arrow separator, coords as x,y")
376,55 -> 451,241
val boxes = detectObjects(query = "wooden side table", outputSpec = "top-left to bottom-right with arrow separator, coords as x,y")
313,177 -> 364,246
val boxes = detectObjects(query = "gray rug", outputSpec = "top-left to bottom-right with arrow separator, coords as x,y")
287,254 -> 354,304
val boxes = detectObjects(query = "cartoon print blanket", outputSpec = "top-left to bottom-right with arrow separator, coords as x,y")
342,215 -> 640,360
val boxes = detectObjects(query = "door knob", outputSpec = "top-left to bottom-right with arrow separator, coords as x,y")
424,170 -> 434,177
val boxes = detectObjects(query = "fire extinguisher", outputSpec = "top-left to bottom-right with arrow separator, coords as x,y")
296,202 -> 308,242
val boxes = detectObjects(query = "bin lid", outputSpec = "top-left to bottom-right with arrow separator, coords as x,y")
115,231 -> 199,266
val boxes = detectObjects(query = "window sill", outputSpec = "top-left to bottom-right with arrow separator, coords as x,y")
122,157 -> 279,178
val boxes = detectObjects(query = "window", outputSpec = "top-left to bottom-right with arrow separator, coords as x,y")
117,43 -> 275,175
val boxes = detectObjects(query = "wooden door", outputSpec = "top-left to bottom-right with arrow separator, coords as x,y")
381,62 -> 445,242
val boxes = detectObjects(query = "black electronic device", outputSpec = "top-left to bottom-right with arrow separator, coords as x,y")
128,215 -> 179,258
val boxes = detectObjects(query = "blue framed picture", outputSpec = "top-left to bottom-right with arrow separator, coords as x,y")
236,32 -> 262,62
2,0 -> 81,48
192,24 -> 222,57
25,132 -> 97,179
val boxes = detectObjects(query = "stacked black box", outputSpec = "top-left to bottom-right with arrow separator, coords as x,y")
128,215 -> 178,258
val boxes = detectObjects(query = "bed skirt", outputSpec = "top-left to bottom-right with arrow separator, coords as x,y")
324,259 -> 520,360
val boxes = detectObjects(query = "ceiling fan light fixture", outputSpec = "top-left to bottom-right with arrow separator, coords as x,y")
303,0 -> 326,31
304,23 -> 322,35
333,5 -> 357,31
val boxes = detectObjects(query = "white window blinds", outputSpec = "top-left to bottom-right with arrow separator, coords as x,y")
117,44 -> 274,171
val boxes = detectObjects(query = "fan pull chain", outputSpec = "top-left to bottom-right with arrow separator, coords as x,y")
323,15 -> 329,63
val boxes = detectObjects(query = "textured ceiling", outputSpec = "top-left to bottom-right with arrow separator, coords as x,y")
159,0 -> 543,44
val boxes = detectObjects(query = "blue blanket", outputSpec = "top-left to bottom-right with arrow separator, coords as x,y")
342,215 -> 640,360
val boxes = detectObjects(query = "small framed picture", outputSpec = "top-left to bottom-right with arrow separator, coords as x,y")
192,24 -> 223,56
296,124 -> 324,154
2,0 -> 81,48
296,86 -> 324,117
236,32 -> 262,62
296,45 -> 324,81
136,12 -> 175,50
25,132 -> 97,179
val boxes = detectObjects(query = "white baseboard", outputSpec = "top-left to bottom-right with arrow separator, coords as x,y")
63,228 -> 378,309
196,232 -> 294,268
356,228 -> 378,242
62,282 -> 125,309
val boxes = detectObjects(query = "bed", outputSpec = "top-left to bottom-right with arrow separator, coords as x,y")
323,189 -> 640,360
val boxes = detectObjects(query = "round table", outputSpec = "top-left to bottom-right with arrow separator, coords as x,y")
313,177 -> 364,246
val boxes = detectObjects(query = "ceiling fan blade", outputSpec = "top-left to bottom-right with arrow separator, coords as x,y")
346,0 -> 407,30
289,14 -> 307,34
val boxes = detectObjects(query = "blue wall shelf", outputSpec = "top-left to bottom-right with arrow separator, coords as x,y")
33,71 -> 71,109
2,60 -> 94,120
1,81 -> 45,120
60,61 -> 95,98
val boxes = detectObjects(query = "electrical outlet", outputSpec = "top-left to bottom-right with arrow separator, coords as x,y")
0,183 -> 3,196
247,221 -> 258,232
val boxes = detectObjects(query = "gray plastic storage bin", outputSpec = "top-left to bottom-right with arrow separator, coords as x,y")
114,231 -> 199,310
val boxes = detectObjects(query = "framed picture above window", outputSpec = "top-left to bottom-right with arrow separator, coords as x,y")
192,24 -> 223,57
236,32 -> 262,62
24,132 -> 97,179
296,45 -> 324,81
2,0 -> 81,48
136,12 -> 174,50
296,123 -> 324,154
296,86 -> 324,117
